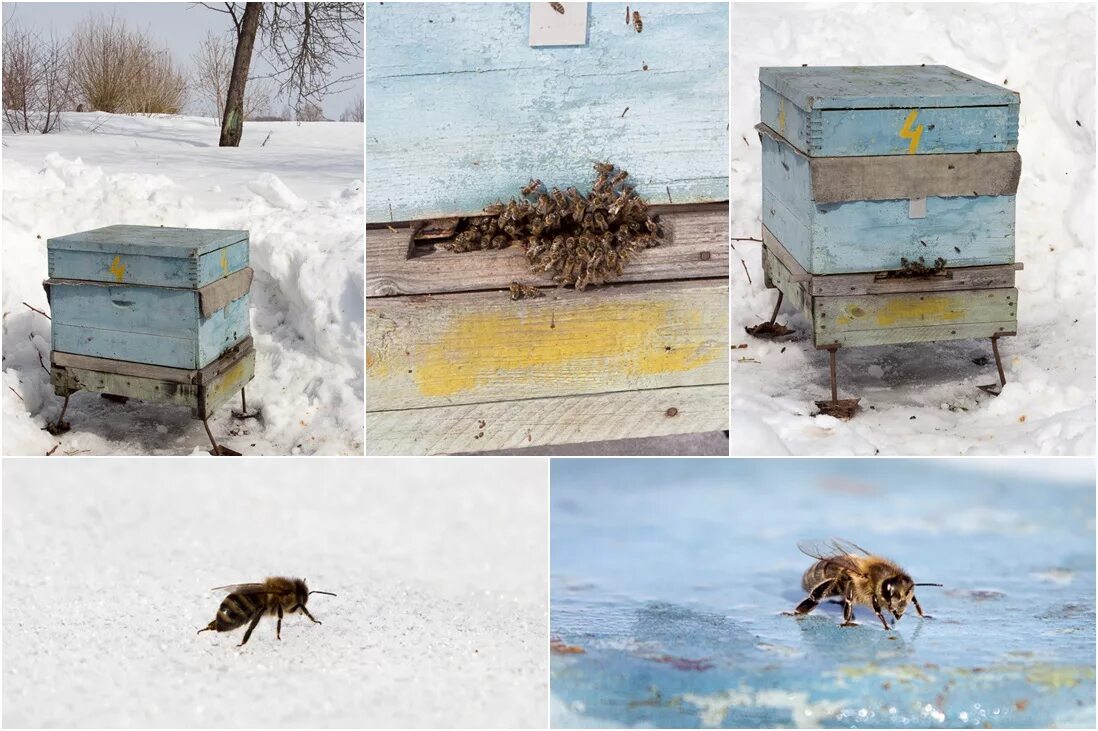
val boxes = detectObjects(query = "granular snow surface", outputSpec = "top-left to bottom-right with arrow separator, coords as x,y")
2,113 -> 364,455
729,3 -> 1096,455
2,458 -> 548,727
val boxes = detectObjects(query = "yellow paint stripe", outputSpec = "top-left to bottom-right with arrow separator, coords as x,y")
108,256 -> 126,282
899,109 -> 923,155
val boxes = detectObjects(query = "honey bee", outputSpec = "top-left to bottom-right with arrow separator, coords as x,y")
632,10 -> 643,33
197,577 -> 336,646
550,2 -> 565,14
787,539 -> 941,629
521,178 -> 543,196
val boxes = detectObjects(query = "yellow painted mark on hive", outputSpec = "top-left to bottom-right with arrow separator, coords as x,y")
899,109 -> 923,154
411,301 -> 719,398
108,256 -> 126,282
778,97 -> 787,134
835,296 -> 966,327
220,251 -> 230,276
207,359 -> 251,404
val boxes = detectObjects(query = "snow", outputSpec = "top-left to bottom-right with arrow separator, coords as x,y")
730,3 -> 1096,455
2,113 -> 364,455
550,458 -> 1096,728
2,458 -> 548,728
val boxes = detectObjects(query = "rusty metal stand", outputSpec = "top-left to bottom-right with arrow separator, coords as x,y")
202,415 -> 241,456
746,291 -> 793,338
814,345 -> 860,419
232,386 -> 260,420
978,334 -> 1008,395
46,394 -> 71,435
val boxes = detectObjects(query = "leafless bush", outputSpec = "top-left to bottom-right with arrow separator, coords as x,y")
191,31 -> 272,120
339,93 -> 363,122
70,16 -> 187,115
295,100 -> 326,122
3,24 -> 73,134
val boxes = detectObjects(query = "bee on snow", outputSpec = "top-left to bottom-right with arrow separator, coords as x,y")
198,577 -> 336,646
787,539 -> 941,629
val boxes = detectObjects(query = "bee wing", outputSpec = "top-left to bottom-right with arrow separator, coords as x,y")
796,540 -> 867,576
830,537 -> 874,556
210,583 -> 270,595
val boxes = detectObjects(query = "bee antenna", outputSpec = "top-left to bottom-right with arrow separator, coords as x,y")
914,583 -> 943,587
309,590 -> 337,597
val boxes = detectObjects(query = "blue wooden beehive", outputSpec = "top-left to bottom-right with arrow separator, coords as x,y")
45,225 -> 256,452
47,225 -> 252,369
754,65 -> 1023,410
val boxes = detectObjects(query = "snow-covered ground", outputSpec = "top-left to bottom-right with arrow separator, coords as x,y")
2,458 -> 548,728
2,113 -> 364,455
730,3 -> 1096,455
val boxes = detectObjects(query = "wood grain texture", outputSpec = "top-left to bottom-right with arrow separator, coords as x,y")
52,365 -> 200,409
759,131 -> 1016,274
814,288 -> 1018,347
367,205 -> 729,296
51,336 -> 255,384
365,2 -> 728,222
759,66 -> 1019,157
198,267 -> 253,317
365,384 -> 728,455
367,280 -> 728,411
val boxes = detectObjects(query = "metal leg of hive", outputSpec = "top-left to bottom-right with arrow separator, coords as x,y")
814,345 -> 860,419
47,394 -> 72,435
746,291 -> 790,338
233,386 -> 259,420
978,335 -> 1008,396
202,414 -> 241,456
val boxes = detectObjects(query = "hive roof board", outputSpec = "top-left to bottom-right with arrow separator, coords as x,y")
759,65 -> 1019,110
47,225 -> 248,258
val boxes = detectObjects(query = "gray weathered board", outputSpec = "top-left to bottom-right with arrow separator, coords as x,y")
366,205 -> 729,454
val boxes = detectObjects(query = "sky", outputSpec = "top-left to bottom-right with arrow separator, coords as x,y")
1,1 -> 363,119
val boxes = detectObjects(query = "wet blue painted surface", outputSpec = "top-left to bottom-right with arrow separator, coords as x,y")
550,459 -> 1096,728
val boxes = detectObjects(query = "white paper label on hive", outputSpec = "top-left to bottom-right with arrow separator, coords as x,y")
529,3 -> 588,46
908,197 -> 927,219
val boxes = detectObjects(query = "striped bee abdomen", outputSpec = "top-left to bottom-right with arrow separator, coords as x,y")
801,560 -> 845,592
213,591 -> 263,631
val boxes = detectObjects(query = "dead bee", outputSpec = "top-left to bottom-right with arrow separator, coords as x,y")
509,281 -> 545,300
550,1 -> 565,14
197,577 -> 336,646
521,178 -> 543,196
632,10 -> 643,33
787,539 -> 941,630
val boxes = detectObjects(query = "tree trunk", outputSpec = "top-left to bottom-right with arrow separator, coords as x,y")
219,2 -> 261,147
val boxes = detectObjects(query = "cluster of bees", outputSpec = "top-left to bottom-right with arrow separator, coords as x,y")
445,162 -> 663,290
888,256 -> 948,278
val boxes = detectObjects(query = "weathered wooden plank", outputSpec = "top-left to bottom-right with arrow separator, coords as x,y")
814,288 -> 1018,347
367,205 -> 729,297
198,267 -> 253,317
762,246 -> 813,324
365,384 -> 728,455
367,280 -> 728,411
198,347 -> 255,417
52,365 -> 200,409
51,336 -> 254,385
762,226 -> 1021,296
365,2 -> 729,222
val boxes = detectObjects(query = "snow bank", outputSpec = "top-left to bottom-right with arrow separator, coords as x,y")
2,458 -> 548,728
730,3 -> 1096,455
2,113 -> 364,455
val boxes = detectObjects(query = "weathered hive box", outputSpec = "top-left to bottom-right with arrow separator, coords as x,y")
47,225 -> 252,369
366,3 -> 729,455
757,65 -> 1021,350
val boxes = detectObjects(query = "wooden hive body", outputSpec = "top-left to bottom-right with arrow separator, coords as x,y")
46,225 -> 252,370
366,3 -> 729,454
757,65 -> 1021,349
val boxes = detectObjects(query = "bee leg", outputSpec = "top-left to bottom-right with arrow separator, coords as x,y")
912,595 -> 932,619
238,611 -> 263,647
871,596 -> 892,629
276,605 -> 283,640
839,598 -> 858,627
297,605 -> 322,625
787,578 -> 838,616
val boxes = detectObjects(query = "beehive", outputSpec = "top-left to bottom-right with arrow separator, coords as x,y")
366,3 -> 730,454
45,225 -> 255,440
756,65 -> 1021,355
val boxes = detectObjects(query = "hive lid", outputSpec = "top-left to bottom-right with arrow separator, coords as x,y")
47,225 -> 248,258
759,65 -> 1019,110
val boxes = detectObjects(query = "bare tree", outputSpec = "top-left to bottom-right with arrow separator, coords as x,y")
3,24 -> 72,134
295,99 -> 325,122
201,2 -> 363,146
191,30 -> 272,120
339,93 -> 363,122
